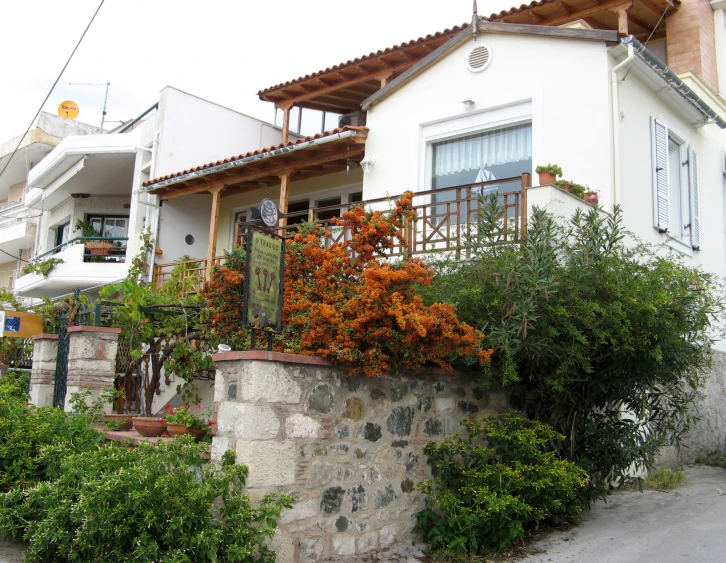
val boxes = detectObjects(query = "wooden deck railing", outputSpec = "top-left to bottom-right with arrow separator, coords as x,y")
151,257 -> 224,290
153,173 -> 530,290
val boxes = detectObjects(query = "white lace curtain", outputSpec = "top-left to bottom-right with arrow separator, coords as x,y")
433,124 -> 532,178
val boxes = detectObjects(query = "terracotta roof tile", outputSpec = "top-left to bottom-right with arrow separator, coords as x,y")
258,24 -> 467,97
143,126 -> 368,187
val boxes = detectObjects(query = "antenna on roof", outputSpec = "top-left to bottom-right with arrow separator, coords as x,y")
472,0 -> 479,40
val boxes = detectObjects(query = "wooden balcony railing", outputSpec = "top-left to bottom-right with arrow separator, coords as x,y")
151,257 -> 224,290
153,173 -> 530,290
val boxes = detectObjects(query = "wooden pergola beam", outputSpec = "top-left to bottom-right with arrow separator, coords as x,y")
497,0 -> 634,26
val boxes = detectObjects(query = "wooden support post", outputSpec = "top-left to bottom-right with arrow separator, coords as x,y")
520,172 -> 531,240
618,7 -> 629,35
278,174 -> 290,227
206,187 -> 223,281
281,106 -> 291,144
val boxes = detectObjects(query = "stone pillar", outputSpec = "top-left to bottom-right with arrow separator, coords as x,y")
64,326 -> 121,412
29,333 -> 59,407
211,350 -> 508,563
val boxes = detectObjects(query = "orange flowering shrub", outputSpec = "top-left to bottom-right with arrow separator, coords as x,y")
204,193 -> 492,376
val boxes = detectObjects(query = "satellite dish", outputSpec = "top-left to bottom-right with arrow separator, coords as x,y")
58,100 -> 79,120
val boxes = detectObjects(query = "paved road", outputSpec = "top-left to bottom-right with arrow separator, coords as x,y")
0,539 -> 25,563
517,465 -> 726,563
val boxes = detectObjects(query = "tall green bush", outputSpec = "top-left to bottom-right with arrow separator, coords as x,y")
416,412 -> 587,554
419,196 -> 724,496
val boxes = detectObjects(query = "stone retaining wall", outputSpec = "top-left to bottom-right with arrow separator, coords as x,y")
211,351 -> 509,563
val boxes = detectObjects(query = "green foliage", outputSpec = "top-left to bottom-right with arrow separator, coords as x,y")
21,257 -> 64,278
101,229 -> 213,415
0,381 -> 105,538
695,453 -> 726,468
419,196 -> 724,498
645,468 -> 684,490
535,164 -> 563,177
73,219 -> 100,238
12,437 -> 293,563
416,413 -> 587,554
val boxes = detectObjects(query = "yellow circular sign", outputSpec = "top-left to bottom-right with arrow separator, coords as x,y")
58,100 -> 79,120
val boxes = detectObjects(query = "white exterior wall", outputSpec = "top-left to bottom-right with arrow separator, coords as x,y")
156,194 -> 212,262
153,87 -> 282,178
362,34 -> 613,205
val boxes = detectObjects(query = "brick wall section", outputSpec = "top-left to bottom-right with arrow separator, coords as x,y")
211,354 -> 509,563
29,334 -> 59,407
666,0 -> 718,91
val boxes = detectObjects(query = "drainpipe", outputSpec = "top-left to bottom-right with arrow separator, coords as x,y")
611,42 -> 635,205
147,132 -> 161,284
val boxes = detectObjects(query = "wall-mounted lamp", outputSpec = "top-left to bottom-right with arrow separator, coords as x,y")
360,157 -> 376,174
462,97 -> 475,110
70,193 -> 90,199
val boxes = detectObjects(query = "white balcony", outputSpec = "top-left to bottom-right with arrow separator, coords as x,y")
15,239 -> 129,299
0,219 -> 36,255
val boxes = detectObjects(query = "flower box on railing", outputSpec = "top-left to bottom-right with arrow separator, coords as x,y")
85,241 -> 114,255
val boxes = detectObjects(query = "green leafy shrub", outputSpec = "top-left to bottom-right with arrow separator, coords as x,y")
418,198 -> 724,498
21,257 -> 64,278
12,438 -> 293,563
535,164 -> 563,177
416,412 -> 587,554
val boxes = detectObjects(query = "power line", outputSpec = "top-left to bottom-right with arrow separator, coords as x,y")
0,248 -> 29,264
0,0 -> 106,182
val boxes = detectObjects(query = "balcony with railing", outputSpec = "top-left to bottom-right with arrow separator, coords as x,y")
15,236 -> 130,298
152,173 -> 533,291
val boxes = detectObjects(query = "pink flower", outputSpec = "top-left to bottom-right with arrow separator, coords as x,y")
195,404 -> 202,410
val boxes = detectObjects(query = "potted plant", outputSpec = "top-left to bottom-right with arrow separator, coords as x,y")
584,189 -> 600,205
163,404 -> 211,442
570,183 -> 586,200
535,164 -> 563,186
556,179 -> 573,194
132,415 -> 168,437
75,219 -> 112,255
102,389 -> 134,431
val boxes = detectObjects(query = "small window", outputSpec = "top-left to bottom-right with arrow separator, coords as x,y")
350,191 -> 363,203
287,200 -> 310,225
55,222 -> 70,252
316,197 -> 342,221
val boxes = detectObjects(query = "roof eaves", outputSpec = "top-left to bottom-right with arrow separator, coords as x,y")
622,36 -> 726,129
363,22 -> 619,111
140,126 -> 368,192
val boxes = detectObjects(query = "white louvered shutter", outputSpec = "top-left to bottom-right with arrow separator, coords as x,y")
651,119 -> 669,232
689,148 -> 701,249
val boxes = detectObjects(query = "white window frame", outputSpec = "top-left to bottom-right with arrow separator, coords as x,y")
421,100 -> 534,193
651,118 -> 701,253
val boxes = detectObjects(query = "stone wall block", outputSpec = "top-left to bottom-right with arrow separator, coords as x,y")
217,402 -> 280,439
239,361 -> 302,404
236,441 -> 296,487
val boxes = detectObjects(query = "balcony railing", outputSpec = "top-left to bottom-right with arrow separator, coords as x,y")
152,173 -> 530,290
32,236 -> 129,264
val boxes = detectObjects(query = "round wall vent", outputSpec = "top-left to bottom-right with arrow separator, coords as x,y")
467,44 -> 492,72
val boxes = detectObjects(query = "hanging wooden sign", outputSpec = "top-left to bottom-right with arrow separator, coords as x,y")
0,311 -> 44,338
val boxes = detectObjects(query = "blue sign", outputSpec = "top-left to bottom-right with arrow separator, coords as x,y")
4,316 -> 20,333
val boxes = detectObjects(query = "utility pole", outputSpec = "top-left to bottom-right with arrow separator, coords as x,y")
69,82 -> 111,132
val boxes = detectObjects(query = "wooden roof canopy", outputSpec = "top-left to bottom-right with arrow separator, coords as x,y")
146,127 -> 368,201
258,0 -> 678,113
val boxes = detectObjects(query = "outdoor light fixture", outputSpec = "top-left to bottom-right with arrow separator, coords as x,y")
360,157 -> 376,173
462,97 -> 475,110
218,344 -> 232,352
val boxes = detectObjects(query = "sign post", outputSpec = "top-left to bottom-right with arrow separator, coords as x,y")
242,199 -> 285,351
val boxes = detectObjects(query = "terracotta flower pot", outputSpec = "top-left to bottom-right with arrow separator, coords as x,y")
132,417 -> 167,437
559,182 -> 573,194
166,423 -> 190,437
585,193 -> 599,205
189,428 -> 208,442
538,171 -> 557,185
103,414 -> 134,431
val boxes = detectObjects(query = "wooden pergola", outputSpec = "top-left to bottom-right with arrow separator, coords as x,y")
143,127 -> 368,278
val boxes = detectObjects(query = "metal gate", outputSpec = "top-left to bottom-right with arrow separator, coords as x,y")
52,290 -> 93,408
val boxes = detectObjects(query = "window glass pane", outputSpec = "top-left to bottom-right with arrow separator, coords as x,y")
300,109 -> 325,136
89,217 -> 102,235
349,191 -> 363,203
287,200 -> 310,225
316,197 -> 342,221
289,107 -> 301,134
432,123 -> 532,192
102,218 -> 128,238
325,112 -> 342,131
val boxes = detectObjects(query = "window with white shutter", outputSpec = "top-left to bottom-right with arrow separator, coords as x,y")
651,119 -> 670,232
689,148 -> 700,250
650,118 -> 701,251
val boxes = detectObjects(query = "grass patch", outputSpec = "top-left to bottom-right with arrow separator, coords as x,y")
645,468 -> 685,490
695,454 -> 726,468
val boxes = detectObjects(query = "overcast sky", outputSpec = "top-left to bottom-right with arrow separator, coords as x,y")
0,0 -> 516,143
